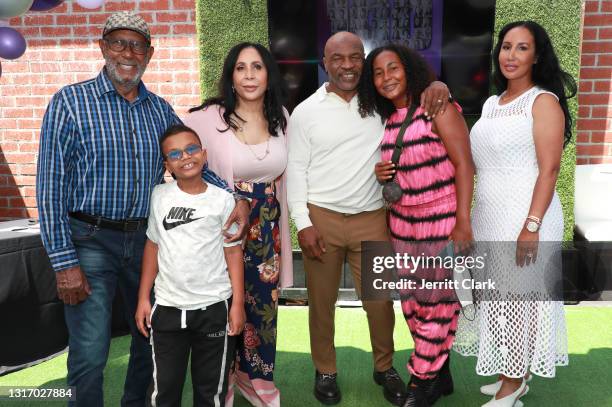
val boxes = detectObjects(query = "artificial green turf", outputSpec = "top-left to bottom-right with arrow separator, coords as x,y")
1,307 -> 611,406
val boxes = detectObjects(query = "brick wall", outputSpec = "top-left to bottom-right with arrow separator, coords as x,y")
0,0 -> 201,220
1,2 -> 610,220
576,0 -> 612,164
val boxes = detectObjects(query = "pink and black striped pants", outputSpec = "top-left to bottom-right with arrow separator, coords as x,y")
389,194 -> 461,380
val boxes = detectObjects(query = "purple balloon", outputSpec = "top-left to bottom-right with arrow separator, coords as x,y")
29,0 -> 64,12
0,27 -> 26,60
76,0 -> 105,9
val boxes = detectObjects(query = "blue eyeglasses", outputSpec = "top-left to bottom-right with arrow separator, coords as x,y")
164,144 -> 202,161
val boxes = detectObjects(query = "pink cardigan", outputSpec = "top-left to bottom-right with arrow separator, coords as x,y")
183,105 -> 293,289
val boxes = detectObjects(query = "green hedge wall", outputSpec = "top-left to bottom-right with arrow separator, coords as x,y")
195,0 -> 268,101
494,0 -> 582,241
196,0 -> 582,242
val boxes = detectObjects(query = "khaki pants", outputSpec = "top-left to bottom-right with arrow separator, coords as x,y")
304,204 -> 395,374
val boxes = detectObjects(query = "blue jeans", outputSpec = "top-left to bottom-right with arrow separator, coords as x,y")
65,218 -> 151,407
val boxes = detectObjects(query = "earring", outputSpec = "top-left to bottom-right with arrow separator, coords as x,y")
232,85 -> 235,93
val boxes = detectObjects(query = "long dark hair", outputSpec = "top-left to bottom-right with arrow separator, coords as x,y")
493,21 -> 577,147
189,42 -> 288,136
358,44 -> 435,122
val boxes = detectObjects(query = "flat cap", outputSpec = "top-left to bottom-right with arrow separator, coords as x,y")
103,11 -> 151,43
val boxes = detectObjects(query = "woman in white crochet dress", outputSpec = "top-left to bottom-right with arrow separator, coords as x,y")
453,21 -> 576,407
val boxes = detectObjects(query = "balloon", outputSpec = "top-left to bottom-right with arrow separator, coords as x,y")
75,0 -> 105,9
0,0 -> 35,19
0,27 -> 26,60
29,0 -> 64,12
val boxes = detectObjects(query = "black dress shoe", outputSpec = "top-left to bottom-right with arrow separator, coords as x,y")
373,367 -> 407,406
314,371 -> 341,405
401,383 -> 430,407
437,357 -> 454,396
424,357 -> 454,404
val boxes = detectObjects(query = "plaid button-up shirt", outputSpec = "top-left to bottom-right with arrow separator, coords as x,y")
37,70 -> 230,272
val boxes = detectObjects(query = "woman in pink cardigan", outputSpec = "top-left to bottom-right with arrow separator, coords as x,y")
183,42 -> 292,407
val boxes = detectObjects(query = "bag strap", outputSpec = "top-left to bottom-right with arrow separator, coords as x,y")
388,104 -> 418,181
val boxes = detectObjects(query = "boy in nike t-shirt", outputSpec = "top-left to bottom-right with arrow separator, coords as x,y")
135,124 -> 245,407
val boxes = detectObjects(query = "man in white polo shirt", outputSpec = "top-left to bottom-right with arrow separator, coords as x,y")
286,31 -> 449,406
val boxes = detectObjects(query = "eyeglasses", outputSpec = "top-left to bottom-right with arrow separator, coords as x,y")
103,38 -> 150,55
164,144 -> 202,161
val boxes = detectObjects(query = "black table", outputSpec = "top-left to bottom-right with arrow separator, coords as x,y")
0,220 -> 129,375
0,219 -> 67,375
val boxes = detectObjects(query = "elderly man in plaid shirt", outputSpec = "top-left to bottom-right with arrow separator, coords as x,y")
36,11 -> 249,407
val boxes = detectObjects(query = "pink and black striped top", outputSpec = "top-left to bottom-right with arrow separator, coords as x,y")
381,104 -> 460,206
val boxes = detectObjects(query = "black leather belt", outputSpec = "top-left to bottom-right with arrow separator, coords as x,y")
69,212 -> 147,232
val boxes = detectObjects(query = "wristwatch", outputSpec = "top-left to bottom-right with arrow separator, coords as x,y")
525,215 -> 541,233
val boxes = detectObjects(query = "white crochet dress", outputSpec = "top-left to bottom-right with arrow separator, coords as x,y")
453,86 -> 569,378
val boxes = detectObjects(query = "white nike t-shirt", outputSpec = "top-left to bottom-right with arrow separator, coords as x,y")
147,181 -> 240,309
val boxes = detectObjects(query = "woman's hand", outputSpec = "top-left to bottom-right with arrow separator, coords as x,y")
375,161 -> 395,183
223,199 -> 250,242
449,220 -> 474,255
516,226 -> 539,267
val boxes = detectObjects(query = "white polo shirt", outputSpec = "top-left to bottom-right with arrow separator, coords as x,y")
287,84 -> 385,231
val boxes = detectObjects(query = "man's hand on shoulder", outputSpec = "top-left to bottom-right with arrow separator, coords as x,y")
56,266 -> 91,305
298,226 -> 326,262
420,81 -> 450,119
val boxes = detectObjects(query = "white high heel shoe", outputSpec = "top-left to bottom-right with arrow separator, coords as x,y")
481,379 -> 529,407
480,374 -> 532,396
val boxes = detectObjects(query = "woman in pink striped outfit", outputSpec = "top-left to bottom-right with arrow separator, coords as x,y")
358,44 -> 475,407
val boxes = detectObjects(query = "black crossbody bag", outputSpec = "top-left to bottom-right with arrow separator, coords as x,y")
382,104 -> 417,204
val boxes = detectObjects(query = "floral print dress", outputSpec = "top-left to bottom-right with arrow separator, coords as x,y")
228,132 -> 287,407
235,182 -> 281,386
